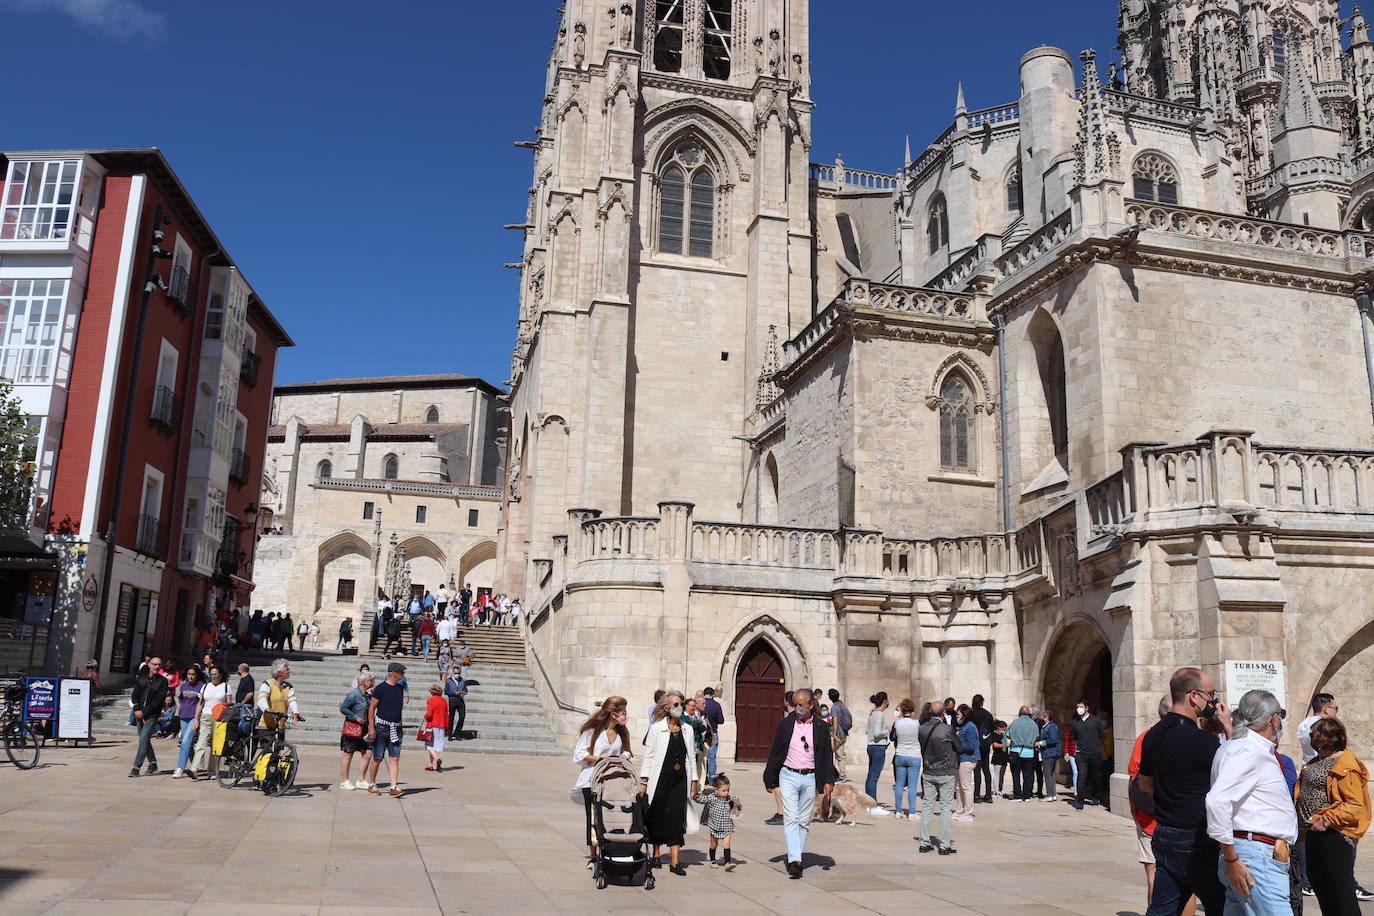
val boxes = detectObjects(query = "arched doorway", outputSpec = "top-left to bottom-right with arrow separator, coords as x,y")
1312,620 -> 1374,756
1041,619 -> 1113,726
735,639 -> 786,762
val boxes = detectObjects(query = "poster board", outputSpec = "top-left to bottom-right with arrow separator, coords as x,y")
1223,660 -> 1286,709
23,676 -> 57,725
56,678 -> 91,740
110,583 -> 135,674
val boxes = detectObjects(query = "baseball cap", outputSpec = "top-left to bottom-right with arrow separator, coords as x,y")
387,661 -> 407,673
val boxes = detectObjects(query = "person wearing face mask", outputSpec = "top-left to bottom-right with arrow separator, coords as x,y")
574,696 -> 632,866
763,687 -> 836,879
1138,667 -> 1234,916
1204,690 -> 1297,916
640,691 -> 698,876
1069,699 -> 1107,810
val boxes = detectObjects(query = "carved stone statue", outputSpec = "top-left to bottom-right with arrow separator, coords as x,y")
573,21 -> 586,69
619,3 -> 634,49
753,35 -> 764,74
508,452 -> 522,501
768,29 -> 782,78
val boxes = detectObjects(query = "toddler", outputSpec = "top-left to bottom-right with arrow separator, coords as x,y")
693,774 -> 742,870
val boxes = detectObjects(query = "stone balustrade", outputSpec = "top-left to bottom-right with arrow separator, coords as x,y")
966,103 -> 1020,129
580,515 -> 660,560
1125,199 -> 1352,260
1244,156 -> 1350,199
1102,89 -> 1202,125
313,476 -> 502,499
930,233 -> 1002,291
840,277 -> 981,321
995,207 -> 1074,277
692,521 -> 836,569
809,163 -> 899,191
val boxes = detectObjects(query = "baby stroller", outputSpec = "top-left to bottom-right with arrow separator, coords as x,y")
589,756 -> 654,890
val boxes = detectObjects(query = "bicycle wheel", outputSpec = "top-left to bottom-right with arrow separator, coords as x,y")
269,744 -> 299,796
216,745 -> 246,788
4,722 -> 40,769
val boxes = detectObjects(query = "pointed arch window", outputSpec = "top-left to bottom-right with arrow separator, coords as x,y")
927,196 -> 949,254
658,143 -> 716,258
654,0 -> 684,73
383,454 -> 399,480
316,460 -> 332,480
1006,165 -> 1023,213
1132,153 -> 1178,204
939,373 -> 975,471
1272,25 -> 1290,73
425,406 -> 439,424
703,0 -> 733,80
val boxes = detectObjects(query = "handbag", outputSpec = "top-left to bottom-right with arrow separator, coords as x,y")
342,719 -> 364,739
416,727 -> 435,743
685,797 -> 702,836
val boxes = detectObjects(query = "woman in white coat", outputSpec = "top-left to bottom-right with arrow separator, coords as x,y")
639,690 -> 698,876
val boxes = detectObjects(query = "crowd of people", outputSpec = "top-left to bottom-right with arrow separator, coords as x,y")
567,674 -> 1372,906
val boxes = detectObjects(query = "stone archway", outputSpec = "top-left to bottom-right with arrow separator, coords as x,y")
457,540 -> 498,593
314,531 -> 372,619
1040,617 -> 1113,726
1312,619 -> 1374,755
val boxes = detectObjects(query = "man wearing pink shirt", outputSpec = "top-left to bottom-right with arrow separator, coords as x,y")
763,687 -> 836,878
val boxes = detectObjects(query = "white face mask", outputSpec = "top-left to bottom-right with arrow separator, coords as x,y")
669,705 -> 683,719
1076,706 -> 1086,717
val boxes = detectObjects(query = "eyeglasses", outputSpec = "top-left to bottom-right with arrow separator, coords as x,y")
800,734 -> 810,753
1192,689 -> 1217,700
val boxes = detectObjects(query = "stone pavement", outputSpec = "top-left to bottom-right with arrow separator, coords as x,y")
2,738 -> 1368,915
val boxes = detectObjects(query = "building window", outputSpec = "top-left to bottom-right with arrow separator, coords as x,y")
362,501 -> 374,520
383,454 -> 399,480
0,279 -> 68,384
1006,166 -> 1023,213
336,579 -> 356,603
658,144 -> 715,258
938,373 -> 975,471
654,0 -> 684,73
703,0 -> 732,80
1272,26 -> 1290,73
2,160 -> 77,241
317,459 -> 332,480
425,405 -> 439,424
927,197 -> 949,253
468,508 -> 479,527
415,505 -> 427,524
1131,153 -> 1178,204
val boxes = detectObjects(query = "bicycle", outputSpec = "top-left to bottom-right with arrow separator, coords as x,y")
1,684 -> 40,769
215,707 -> 300,796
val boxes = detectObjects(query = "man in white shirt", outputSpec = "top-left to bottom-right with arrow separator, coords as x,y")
436,614 -> 457,644
1204,689 -> 1295,916
1297,692 -> 1337,765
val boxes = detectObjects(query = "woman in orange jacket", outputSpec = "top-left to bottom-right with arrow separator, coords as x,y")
1297,717 -> 1370,916
422,684 -> 449,773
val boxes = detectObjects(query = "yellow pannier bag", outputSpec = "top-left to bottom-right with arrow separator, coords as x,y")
212,720 -> 229,755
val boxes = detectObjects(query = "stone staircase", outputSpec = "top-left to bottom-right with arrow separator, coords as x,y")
88,625 -> 564,756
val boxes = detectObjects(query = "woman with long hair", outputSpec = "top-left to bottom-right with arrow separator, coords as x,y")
1298,717 -> 1370,915
640,690 -> 698,876
573,696 -> 631,864
865,691 -> 890,807
890,698 -> 922,819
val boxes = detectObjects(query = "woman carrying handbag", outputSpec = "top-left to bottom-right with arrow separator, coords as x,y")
339,671 -> 374,791
640,690 -> 699,876
420,684 -> 448,772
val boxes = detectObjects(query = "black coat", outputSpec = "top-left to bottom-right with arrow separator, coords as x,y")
132,673 -> 169,718
763,711 -> 837,793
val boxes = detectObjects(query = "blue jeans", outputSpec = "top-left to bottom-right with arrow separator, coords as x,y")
419,635 -> 432,658
132,716 -> 159,769
1218,836 -> 1292,916
706,741 -> 718,779
865,744 -> 886,799
176,717 -> 197,770
778,767 -> 816,864
1148,824 -> 1227,916
893,755 -> 921,815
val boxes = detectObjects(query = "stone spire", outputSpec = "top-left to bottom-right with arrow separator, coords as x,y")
755,325 -> 781,409
1074,50 -> 1120,185
1354,6 -> 1371,45
1276,40 -> 1329,132
955,82 -> 968,131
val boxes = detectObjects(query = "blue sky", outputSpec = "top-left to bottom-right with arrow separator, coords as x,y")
1,0 -> 1129,387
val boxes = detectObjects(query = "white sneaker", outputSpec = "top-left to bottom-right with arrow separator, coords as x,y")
355,780 -> 372,791
868,806 -> 891,817
1042,796 -> 1059,803
339,780 -> 355,791
172,768 -> 184,779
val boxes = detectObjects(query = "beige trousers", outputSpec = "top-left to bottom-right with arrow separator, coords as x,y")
956,760 -> 976,815
190,711 -> 216,772
833,736 -> 848,781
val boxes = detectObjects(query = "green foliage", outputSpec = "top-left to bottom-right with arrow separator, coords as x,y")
0,380 -> 35,530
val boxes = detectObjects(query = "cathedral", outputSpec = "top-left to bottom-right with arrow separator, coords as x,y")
496,0 -> 1374,788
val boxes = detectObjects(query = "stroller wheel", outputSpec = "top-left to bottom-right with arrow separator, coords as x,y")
596,874 -> 607,890
644,875 -> 655,891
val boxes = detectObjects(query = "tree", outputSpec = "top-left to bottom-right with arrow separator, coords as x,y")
0,380 -> 35,531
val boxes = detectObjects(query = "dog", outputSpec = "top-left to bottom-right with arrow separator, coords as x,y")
827,783 -> 879,826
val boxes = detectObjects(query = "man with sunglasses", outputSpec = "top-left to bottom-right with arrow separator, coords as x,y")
763,688 -> 836,879
1137,667 -> 1234,916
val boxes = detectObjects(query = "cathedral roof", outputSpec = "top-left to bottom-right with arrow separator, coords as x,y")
266,421 -> 469,441
273,373 -> 504,396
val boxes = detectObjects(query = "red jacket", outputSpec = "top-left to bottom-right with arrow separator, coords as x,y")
418,618 -> 437,637
423,695 -> 448,729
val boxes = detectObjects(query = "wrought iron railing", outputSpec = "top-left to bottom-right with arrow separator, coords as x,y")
229,448 -> 249,484
167,265 -> 192,313
150,385 -> 177,428
239,348 -> 261,386
135,514 -> 161,556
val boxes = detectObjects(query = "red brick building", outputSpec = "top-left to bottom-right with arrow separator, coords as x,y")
0,149 -> 292,680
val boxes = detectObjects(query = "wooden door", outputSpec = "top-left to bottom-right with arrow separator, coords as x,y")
734,640 -> 785,762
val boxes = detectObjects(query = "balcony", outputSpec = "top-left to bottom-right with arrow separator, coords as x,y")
167,265 -> 192,315
150,385 -> 177,430
229,448 -> 250,485
216,520 -> 249,578
135,514 -> 161,556
240,347 -> 261,387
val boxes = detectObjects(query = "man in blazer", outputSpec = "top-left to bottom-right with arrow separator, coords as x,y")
763,687 -> 836,878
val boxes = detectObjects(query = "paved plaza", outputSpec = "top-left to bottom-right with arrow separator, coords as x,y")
10,737 -> 1368,915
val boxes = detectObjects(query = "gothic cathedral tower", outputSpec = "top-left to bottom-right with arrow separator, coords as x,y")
498,1 -> 815,594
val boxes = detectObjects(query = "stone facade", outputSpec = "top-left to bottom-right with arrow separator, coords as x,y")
253,375 -> 503,634
499,0 -> 1374,799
